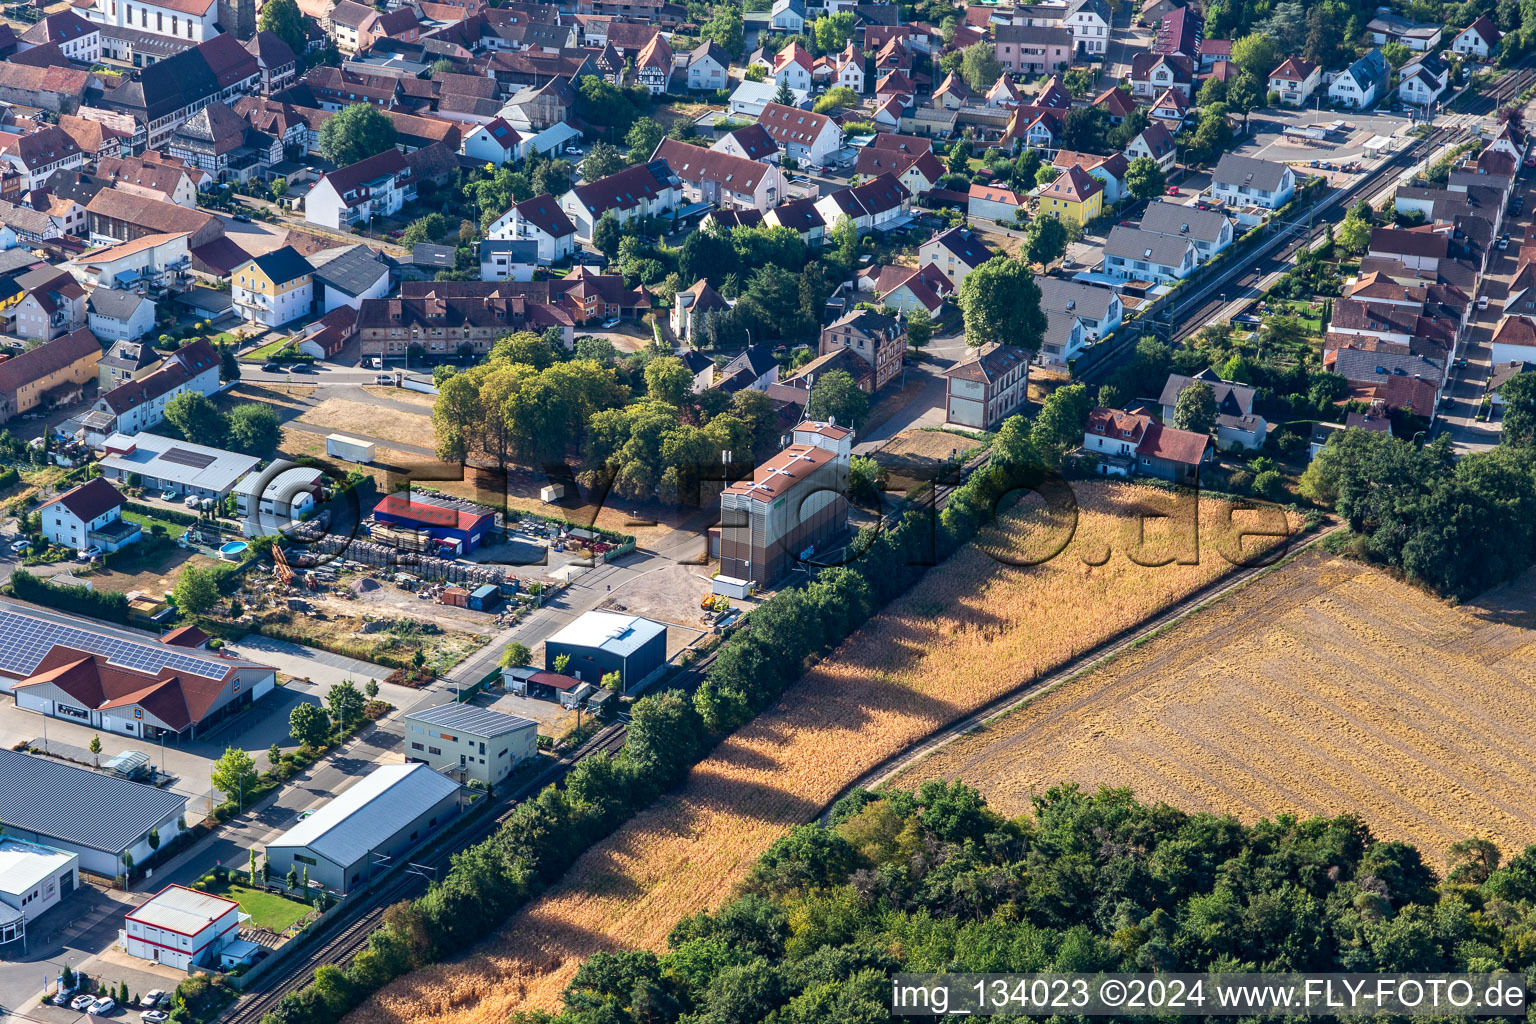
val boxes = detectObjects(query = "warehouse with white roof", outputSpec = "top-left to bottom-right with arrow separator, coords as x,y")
403,703 -> 538,787
0,838 -> 79,949
263,763 -> 461,893
542,611 -> 667,694
97,432 -> 261,501
0,749 -> 187,877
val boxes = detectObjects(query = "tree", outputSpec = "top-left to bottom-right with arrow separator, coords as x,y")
814,86 -> 859,112
286,865 -> 299,890
1337,213 -> 1372,254
624,116 -> 665,160
1230,33 -> 1280,79
364,679 -> 379,699
1502,372 -> 1536,448
499,641 -> 532,668
905,306 -> 934,350
268,742 -> 282,768
219,344 -> 240,382
211,747 -> 258,808
554,653 -> 572,674
581,141 -> 626,181
806,369 -> 869,429
164,392 -> 226,447
400,212 -> 447,247
327,681 -> 365,736
1031,383 -> 1092,464
1022,214 -> 1068,266
957,256 -> 1047,355
173,565 -> 219,615
645,356 -> 694,405
1173,381 -> 1217,433
226,404 -> 280,457
592,211 -> 623,259
289,701 -> 331,748
774,78 -> 795,105
1124,155 -> 1166,200
257,0 -> 305,58
1063,68 -> 1095,96
960,41 -> 1002,90
1059,105 -> 1109,153
1381,41 -> 1413,68
89,735 -> 101,767
812,10 -> 855,52
317,103 -> 398,166
701,4 -> 744,54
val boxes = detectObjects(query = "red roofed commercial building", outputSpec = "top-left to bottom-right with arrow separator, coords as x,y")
371,492 -> 496,555
1082,407 -> 1212,484
718,421 -> 853,586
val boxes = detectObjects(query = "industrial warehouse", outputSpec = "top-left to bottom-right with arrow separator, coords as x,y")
543,611 -> 668,694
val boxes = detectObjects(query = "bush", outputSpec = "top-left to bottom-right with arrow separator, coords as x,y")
9,569 -> 131,624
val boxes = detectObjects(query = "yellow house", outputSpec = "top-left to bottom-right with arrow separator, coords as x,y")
231,246 -> 314,328
0,326 -> 102,424
1039,164 -> 1105,228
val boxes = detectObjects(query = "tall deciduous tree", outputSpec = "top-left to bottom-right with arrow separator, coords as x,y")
1501,372 -> 1536,448
957,256 -> 1046,354
211,747 -> 258,806
806,369 -> 870,429
317,103 -> 398,166
1173,381 -> 1218,433
1022,214 -> 1068,267
257,0 -> 305,57
960,41 -> 1002,90
173,565 -> 219,614
289,702 -> 331,748
1124,155 -> 1166,200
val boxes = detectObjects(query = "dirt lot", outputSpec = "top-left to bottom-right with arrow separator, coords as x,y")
277,427 -> 422,486
595,562 -> 718,641
870,428 -> 985,490
316,578 -> 506,635
299,398 -> 437,449
891,550 -> 1536,866
347,482 -> 1303,1024
361,386 -> 435,408
87,550 -> 221,595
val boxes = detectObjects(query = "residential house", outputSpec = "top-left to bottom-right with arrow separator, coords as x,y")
1129,51 -> 1194,99
304,148 -> 416,230
40,478 -> 138,554
995,23 -> 1073,73
687,41 -> 730,91
1082,407 -> 1211,483
969,182 -> 1027,224
819,308 -> 905,392
98,34 -> 262,150
711,124 -> 780,163
1399,54 -> 1448,106
1035,276 -> 1122,341
87,339 -> 220,439
68,232 -> 193,293
1268,56 -> 1321,106
1148,87 -> 1190,127
355,281 -> 582,362
308,244 -> 390,312
1038,163 -> 1104,227
919,225 -> 995,291
860,262 -> 952,315
635,34 -> 674,94
498,77 -> 575,132
1326,346 -> 1443,414
770,0 -> 806,32
12,269 -> 86,341
709,344 -> 779,393
1210,153 -> 1295,209
0,128 -> 86,193
1452,15 -> 1501,58
87,289 -> 155,343
814,173 -> 910,234
1368,225 -> 1448,273
167,101 -> 281,183
1153,3 -> 1201,56
835,41 -> 865,92
244,31 -> 297,95
460,117 -> 524,165
81,0 -> 220,45
1062,0 -> 1111,56
1198,37 -> 1231,71
1140,199 -> 1234,261
942,342 -> 1029,428
853,134 -> 943,195
1491,314 -> 1536,365
1102,224 -> 1196,283
231,246 -> 313,327
671,277 -> 729,344
763,196 -> 826,245
1038,308 -> 1087,367
756,102 -> 843,166
1094,85 -> 1138,123
771,41 -> 814,93
729,80 -> 810,119
18,11 -> 100,63
1329,48 -> 1389,109
293,306 -> 356,360
96,154 -> 199,209
1488,360 -> 1535,407
0,327 -> 101,424
1158,369 -> 1268,450
1367,12 -> 1442,51
558,160 -> 681,240
97,339 -> 160,392
652,138 -> 786,211
485,193 -> 577,262
1126,123 -> 1177,173
1310,412 -> 1393,457
477,239 -> 538,281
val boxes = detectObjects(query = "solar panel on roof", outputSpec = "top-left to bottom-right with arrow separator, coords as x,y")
159,447 -> 218,469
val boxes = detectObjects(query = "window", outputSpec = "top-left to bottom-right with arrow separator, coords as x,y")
428,745 -> 441,755
410,742 -> 424,751
294,854 -> 317,866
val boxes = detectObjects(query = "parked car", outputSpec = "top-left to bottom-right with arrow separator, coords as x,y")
71,995 -> 96,1011
88,997 -> 116,1016
287,364 -> 311,373
76,546 -> 102,561
1479,294 -> 1491,309
232,212 -> 252,223
1499,236 -> 1510,249
601,317 -> 621,329
140,993 -> 166,1010
1165,185 -> 1179,195
160,490 -> 177,501
374,374 -> 395,385
141,1013 -> 168,1024
53,986 -> 79,1006
184,495 -> 202,509
261,362 -> 282,373
10,539 -> 30,555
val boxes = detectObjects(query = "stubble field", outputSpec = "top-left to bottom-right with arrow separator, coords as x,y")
891,551 -> 1536,866
348,481 -> 1302,1024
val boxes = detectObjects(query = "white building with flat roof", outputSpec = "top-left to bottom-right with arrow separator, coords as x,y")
404,703 -> 538,787
122,884 -> 241,970
232,461 -> 325,537
0,838 -> 79,949
97,432 -> 260,500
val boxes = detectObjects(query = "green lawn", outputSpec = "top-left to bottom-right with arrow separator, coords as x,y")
217,883 -> 311,932
122,511 -> 188,539
244,337 -> 295,361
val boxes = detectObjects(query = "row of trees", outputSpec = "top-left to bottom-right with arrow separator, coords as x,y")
164,393 -> 281,457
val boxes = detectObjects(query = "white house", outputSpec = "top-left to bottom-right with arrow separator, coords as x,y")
308,244 -> 390,313
919,226 -> 996,292
1126,123 -> 1177,172
304,149 -> 415,231
82,0 -> 219,44
1452,15 -> 1501,58
1102,224 -> 1196,284
18,11 -> 100,62
1140,200 -> 1235,262
479,239 -> 539,281
460,118 -> 524,166
769,0 -> 806,32
123,886 -> 240,971
730,80 -> 810,119
967,182 -> 1025,223
1367,12 -> 1442,51
1039,308 -> 1087,368
1329,48 -> 1389,109
1035,276 -> 1123,341
1399,55 -> 1449,107
688,41 -> 730,91
38,477 -> 138,554
1268,56 -> 1321,107
558,161 -> 682,240
755,102 -> 843,167
1209,154 -> 1295,210
653,138 -> 787,211
814,174 -> 909,234
486,193 -> 577,263
835,42 -> 865,92
1062,0 -> 1111,56
770,42 -> 814,93
87,289 -> 155,343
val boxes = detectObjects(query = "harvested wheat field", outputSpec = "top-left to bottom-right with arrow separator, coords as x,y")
348,481 -> 1301,1024
889,550 -> 1536,866
298,398 -> 437,450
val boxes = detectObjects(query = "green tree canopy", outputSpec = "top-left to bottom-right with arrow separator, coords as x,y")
581,141 -> 627,182
1124,155 -> 1166,200
1502,372 -> 1536,448
289,702 -> 331,748
317,103 -> 398,166
210,747 -> 258,803
257,0 -> 305,58
1022,214 -> 1068,267
1230,33 -> 1280,79
226,404 -> 280,457
806,369 -> 870,430
959,41 -> 1002,90
165,392 -> 226,447
173,565 -> 219,614
1173,380 -> 1218,433
957,256 -> 1046,354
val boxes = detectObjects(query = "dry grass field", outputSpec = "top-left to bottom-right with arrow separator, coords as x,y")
889,551 -> 1536,866
348,481 -> 1301,1024
870,429 -> 984,490
299,398 -> 437,449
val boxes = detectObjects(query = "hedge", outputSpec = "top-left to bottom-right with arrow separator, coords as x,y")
8,569 -> 131,625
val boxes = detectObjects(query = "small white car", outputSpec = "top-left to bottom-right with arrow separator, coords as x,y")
76,547 -> 102,561
601,317 -> 621,329
71,994 -> 96,1011
184,495 -> 202,509
140,1011 -> 169,1023
140,991 -> 166,1009
88,997 -> 116,1016
10,539 -> 30,555
1479,294 -> 1490,310
161,490 -> 177,501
